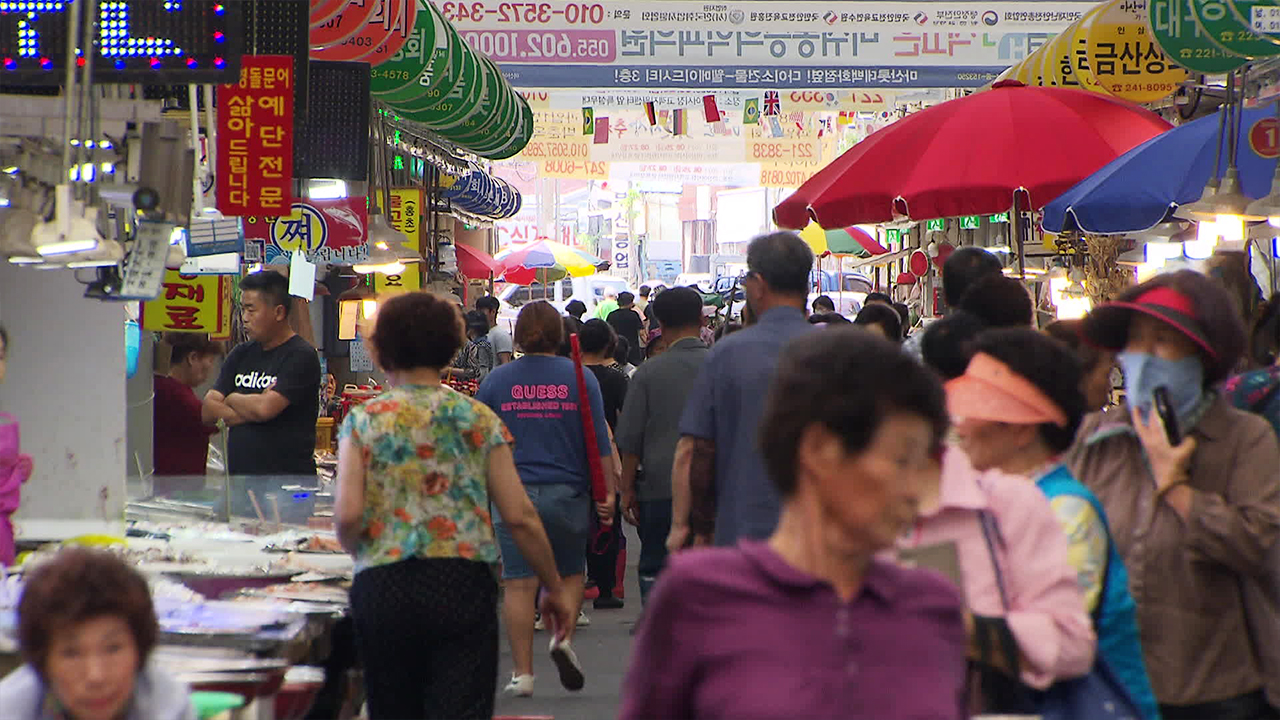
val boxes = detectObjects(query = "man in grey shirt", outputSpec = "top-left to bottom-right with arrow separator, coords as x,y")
476,295 -> 514,364
615,286 -> 709,604
669,231 -> 814,550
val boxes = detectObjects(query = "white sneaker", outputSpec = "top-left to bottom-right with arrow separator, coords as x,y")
549,636 -> 585,691
533,613 -> 544,631
503,673 -> 534,697
576,609 -> 591,627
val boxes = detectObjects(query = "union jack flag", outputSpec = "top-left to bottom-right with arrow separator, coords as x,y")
763,90 -> 780,116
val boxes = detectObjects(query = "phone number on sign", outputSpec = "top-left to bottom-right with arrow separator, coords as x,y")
761,169 -> 816,187
461,30 -> 616,62
442,2 -> 606,24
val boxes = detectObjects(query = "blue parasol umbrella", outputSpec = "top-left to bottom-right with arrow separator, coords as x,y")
1043,104 -> 1280,235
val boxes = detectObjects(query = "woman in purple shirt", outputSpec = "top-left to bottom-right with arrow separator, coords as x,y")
621,327 -> 968,720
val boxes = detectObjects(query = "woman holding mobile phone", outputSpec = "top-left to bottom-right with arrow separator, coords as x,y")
1068,270 -> 1280,719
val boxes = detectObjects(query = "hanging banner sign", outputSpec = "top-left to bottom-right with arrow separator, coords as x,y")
140,272 -> 232,335
245,198 -> 370,265
388,187 -> 423,253
609,162 -> 762,187
216,55 -> 295,218
1086,0 -> 1187,103
375,187 -> 423,294
1149,0 -> 1249,73
440,0 -> 1098,88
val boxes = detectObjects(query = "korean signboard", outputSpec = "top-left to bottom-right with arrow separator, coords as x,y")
375,188 -> 424,294
140,272 -> 232,335
245,198 -> 369,265
216,55 -> 294,217
442,1 -> 1098,88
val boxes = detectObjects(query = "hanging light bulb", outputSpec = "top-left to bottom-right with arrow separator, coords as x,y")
353,240 -> 406,275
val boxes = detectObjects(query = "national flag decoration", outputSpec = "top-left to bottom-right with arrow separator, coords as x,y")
672,108 -> 686,136
837,110 -> 852,127
743,97 -> 760,125
594,117 -> 610,144
767,116 -> 783,137
702,94 -> 720,123
582,107 -> 594,136
763,90 -> 781,116
644,101 -> 657,126
658,109 -> 671,129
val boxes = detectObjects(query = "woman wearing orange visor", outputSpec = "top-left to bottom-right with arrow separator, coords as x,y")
947,327 -> 1158,720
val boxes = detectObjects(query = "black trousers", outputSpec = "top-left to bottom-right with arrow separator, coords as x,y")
586,494 -> 624,597
349,557 -> 499,720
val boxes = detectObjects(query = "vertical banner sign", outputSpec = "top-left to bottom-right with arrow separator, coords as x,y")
376,188 -> 424,294
216,55 -> 295,217
612,235 -> 631,274
140,272 -> 232,335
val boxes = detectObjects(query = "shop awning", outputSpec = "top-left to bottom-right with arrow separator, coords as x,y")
456,242 -> 502,279
847,248 -> 911,270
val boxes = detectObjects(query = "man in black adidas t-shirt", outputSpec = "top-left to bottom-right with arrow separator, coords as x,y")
203,271 -> 320,517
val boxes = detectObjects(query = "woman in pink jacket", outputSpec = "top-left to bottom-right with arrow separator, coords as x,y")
0,326 -> 33,567
898,448 -> 1095,714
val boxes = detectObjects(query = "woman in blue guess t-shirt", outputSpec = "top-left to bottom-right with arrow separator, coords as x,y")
476,301 -> 615,698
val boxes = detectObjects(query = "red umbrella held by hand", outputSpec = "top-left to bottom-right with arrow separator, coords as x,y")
774,80 -> 1172,229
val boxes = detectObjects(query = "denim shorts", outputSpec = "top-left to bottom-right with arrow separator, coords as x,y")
493,483 -> 591,580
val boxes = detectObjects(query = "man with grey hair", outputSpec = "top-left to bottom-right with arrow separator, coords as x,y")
668,231 -> 814,550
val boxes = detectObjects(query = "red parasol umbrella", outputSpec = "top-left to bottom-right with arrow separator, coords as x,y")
454,242 -> 502,279
773,81 -> 1172,229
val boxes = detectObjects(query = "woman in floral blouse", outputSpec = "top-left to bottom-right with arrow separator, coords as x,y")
335,292 -> 575,720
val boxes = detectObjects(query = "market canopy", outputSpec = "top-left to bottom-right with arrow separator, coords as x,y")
773,81 -> 1172,229
455,242 -> 502,279
1043,104 -> 1280,235
496,239 -> 607,286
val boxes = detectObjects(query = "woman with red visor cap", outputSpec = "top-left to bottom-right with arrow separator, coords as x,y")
946,327 -> 1158,720
1067,270 -> 1280,720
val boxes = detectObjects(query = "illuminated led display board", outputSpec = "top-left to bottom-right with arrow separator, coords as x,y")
0,0 -> 243,84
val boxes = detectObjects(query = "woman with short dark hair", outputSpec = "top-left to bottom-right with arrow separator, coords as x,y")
335,293 -> 574,718
1068,270 -> 1280,718
451,310 -> 497,382
1,547 -> 195,720
622,328 -> 969,719
477,300 -> 616,697
948,328 -> 1158,719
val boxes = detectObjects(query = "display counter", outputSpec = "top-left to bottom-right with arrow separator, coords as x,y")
2,473 -> 356,719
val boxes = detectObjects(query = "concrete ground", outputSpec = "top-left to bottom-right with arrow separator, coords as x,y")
493,523 -> 643,720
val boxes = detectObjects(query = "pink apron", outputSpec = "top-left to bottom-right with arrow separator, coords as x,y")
0,413 -> 32,566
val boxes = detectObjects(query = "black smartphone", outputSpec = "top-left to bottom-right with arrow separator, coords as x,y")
1153,386 -> 1181,446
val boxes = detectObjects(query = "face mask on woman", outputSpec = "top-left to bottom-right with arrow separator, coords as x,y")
1116,351 -> 1204,424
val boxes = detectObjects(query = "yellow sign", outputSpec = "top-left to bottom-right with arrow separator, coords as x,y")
1087,0 -> 1187,102
374,268 -> 421,294
1071,4 -> 1109,95
539,159 -> 610,180
376,187 -> 423,294
388,188 -> 422,253
140,272 -> 231,335
1044,31 -> 1080,88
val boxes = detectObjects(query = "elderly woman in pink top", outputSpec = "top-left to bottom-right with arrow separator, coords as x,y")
898,446 -> 1095,714
621,328 -> 968,720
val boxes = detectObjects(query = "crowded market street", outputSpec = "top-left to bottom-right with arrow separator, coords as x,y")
8,1 -> 1280,719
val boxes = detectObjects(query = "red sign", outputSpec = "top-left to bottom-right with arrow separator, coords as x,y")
1251,117 -> 1280,160
216,55 -> 295,218
244,198 -> 370,265
312,0 -> 412,62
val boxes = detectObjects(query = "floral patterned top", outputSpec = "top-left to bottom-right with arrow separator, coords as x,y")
339,384 -> 513,573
